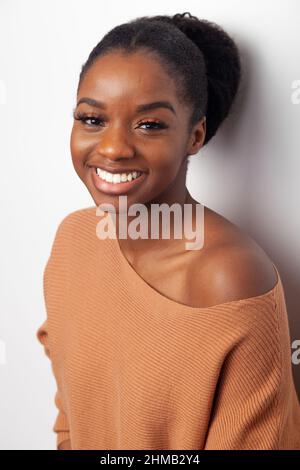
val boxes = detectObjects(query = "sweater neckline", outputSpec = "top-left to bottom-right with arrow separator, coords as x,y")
110,224 -> 281,313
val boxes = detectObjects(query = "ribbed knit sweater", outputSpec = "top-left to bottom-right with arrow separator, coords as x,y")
36,206 -> 300,450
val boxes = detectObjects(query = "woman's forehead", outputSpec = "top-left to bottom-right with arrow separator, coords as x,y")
78,51 -> 178,104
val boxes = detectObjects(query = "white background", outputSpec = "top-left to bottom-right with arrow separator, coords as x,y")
0,0 -> 299,449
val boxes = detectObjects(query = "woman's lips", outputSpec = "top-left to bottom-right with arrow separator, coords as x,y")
90,166 -> 147,195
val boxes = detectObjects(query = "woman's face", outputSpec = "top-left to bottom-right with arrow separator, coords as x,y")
70,50 -> 206,212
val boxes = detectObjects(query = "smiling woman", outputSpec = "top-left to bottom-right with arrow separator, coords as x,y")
69,13 -> 240,212
36,11 -> 300,450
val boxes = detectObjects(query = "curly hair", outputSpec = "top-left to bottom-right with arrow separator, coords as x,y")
77,11 -> 241,146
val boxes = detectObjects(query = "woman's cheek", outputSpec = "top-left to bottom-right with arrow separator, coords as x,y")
70,128 -> 91,164
153,150 -> 183,178
70,126 -> 81,159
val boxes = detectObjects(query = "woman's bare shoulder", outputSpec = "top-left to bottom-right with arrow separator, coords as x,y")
190,205 -> 278,307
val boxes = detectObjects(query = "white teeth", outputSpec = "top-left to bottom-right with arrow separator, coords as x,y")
96,168 -> 142,184
106,172 -> 113,183
112,174 -> 121,184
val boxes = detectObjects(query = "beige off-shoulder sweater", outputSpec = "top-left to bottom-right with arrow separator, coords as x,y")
36,206 -> 300,450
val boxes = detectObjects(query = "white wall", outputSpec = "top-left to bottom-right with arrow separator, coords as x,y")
0,0 -> 299,450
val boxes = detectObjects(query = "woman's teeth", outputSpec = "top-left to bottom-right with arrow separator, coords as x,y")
96,168 -> 142,184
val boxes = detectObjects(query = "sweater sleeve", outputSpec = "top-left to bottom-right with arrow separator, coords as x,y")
204,291 -> 300,450
36,320 -> 71,449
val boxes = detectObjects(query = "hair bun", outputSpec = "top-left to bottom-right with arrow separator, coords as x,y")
172,12 -> 198,21
171,12 -> 241,144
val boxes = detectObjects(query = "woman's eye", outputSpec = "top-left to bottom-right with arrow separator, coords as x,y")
74,115 -> 103,126
85,117 -> 102,126
138,121 -> 166,130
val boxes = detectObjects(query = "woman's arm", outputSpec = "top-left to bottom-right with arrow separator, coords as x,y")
58,439 -> 72,450
37,320 -> 72,449
203,288 -> 300,449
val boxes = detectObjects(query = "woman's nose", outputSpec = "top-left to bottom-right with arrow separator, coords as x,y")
94,127 -> 136,161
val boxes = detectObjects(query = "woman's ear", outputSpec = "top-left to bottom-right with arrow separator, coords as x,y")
186,116 -> 206,157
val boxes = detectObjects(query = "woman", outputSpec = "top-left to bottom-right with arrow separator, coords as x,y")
36,12 -> 300,450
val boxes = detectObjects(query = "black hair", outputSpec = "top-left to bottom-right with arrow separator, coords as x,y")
77,12 -> 241,146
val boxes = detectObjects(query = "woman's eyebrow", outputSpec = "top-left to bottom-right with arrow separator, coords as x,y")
76,97 -> 177,116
